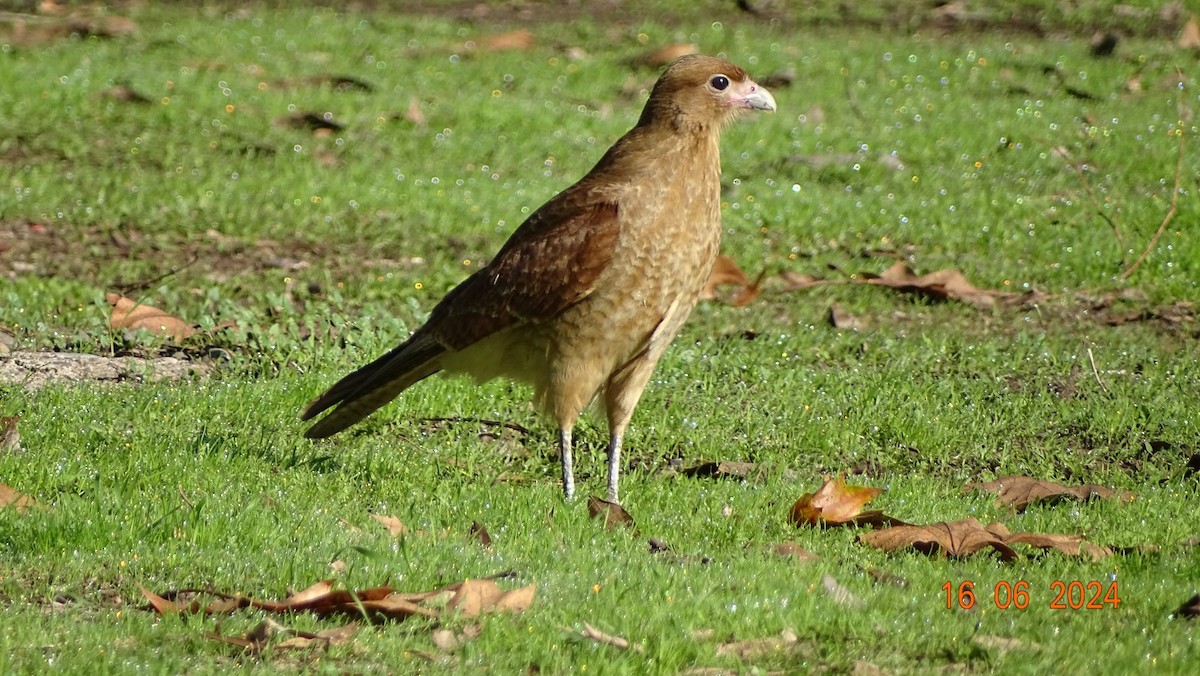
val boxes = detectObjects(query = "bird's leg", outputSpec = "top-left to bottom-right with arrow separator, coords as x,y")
559,427 -> 575,500
606,432 -> 623,504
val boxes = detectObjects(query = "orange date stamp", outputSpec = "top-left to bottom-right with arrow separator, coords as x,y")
942,580 -> 1121,610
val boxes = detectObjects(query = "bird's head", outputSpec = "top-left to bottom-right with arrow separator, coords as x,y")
639,54 -> 777,131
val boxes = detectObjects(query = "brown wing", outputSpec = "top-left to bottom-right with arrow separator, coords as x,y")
426,196 -> 621,350
302,192 -> 621,437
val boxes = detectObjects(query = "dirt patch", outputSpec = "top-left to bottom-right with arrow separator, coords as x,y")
0,351 -> 211,390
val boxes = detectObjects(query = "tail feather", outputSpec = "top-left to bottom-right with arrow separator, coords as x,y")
302,334 -> 445,438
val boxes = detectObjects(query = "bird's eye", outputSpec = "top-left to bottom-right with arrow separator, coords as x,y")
710,75 -> 730,91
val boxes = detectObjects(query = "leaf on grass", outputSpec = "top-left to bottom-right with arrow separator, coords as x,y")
580,622 -> 644,652
432,623 -> 482,652
0,415 -> 20,453
701,255 -> 749,300
789,475 -> 898,527
715,628 -> 810,660
141,577 -> 531,622
469,521 -> 493,548
681,460 -> 758,479
865,566 -> 909,588
477,29 -> 535,52
778,270 -> 828,290
858,518 -> 1019,561
965,475 -> 1134,511
107,293 -> 195,341
274,111 -> 344,134
773,542 -> 820,563
1173,594 -> 1200,619
371,513 -> 409,538
447,579 -> 536,618
588,496 -> 636,531
0,483 -> 39,512
1180,16 -> 1200,50
862,262 -> 998,309
1002,532 -> 1112,561
829,303 -> 866,331
821,573 -> 864,609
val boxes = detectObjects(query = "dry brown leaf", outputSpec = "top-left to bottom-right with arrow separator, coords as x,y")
681,461 -> 758,479
447,579 -> 536,618
965,475 -> 1134,511
789,475 -> 897,527
858,518 -> 1020,561
864,566 -> 908,588
588,496 -> 636,530
863,261 -> 998,309
0,416 -> 20,453
107,293 -> 195,341
469,521 -> 493,548
479,29 -> 535,52
581,622 -> 644,652
371,513 -> 409,538
701,254 -> 749,300
1174,593 -> 1200,619
0,483 -> 39,512
777,270 -> 827,290
715,628 -> 808,660
1180,16 -> 1200,49
773,542 -> 820,562
1002,532 -> 1112,561
829,303 -> 866,331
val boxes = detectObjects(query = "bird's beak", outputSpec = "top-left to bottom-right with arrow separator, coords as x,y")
734,80 -> 776,112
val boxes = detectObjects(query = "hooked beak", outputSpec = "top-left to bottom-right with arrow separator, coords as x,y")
733,79 -> 776,112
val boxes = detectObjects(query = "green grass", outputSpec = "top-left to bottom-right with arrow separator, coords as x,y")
2,2 -> 1199,673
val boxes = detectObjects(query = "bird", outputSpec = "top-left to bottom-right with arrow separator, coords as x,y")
303,55 -> 776,504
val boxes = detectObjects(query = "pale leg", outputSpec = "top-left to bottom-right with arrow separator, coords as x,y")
606,432 -> 623,503
559,427 -> 575,499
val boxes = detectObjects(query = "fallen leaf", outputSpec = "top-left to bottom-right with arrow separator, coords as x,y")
0,483 -> 38,512
864,261 -> 998,309
1002,532 -> 1112,561
447,579 -> 536,618
865,566 -> 909,588
580,622 -> 644,652
274,111 -> 344,132
1173,594 -> 1200,619
965,475 -> 1134,511
821,573 -> 864,608
778,270 -> 827,290
772,542 -> 820,562
478,29 -> 535,52
588,496 -> 636,530
715,628 -> 808,660
858,518 -> 1019,561
1180,16 -> 1200,50
371,513 -> 409,538
681,461 -> 758,479
1,416 -> 21,453
829,303 -> 866,330
107,293 -> 195,341
789,475 -> 898,527
469,521 -> 493,548
701,254 -> 750,301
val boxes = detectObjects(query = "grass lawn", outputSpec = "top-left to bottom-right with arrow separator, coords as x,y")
2,1 -> 1198,672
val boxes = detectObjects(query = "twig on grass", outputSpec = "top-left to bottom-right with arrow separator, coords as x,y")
1086,348 -> 1110,394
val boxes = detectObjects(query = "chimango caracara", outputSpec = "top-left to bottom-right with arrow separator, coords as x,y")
303,55 -> 776,503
